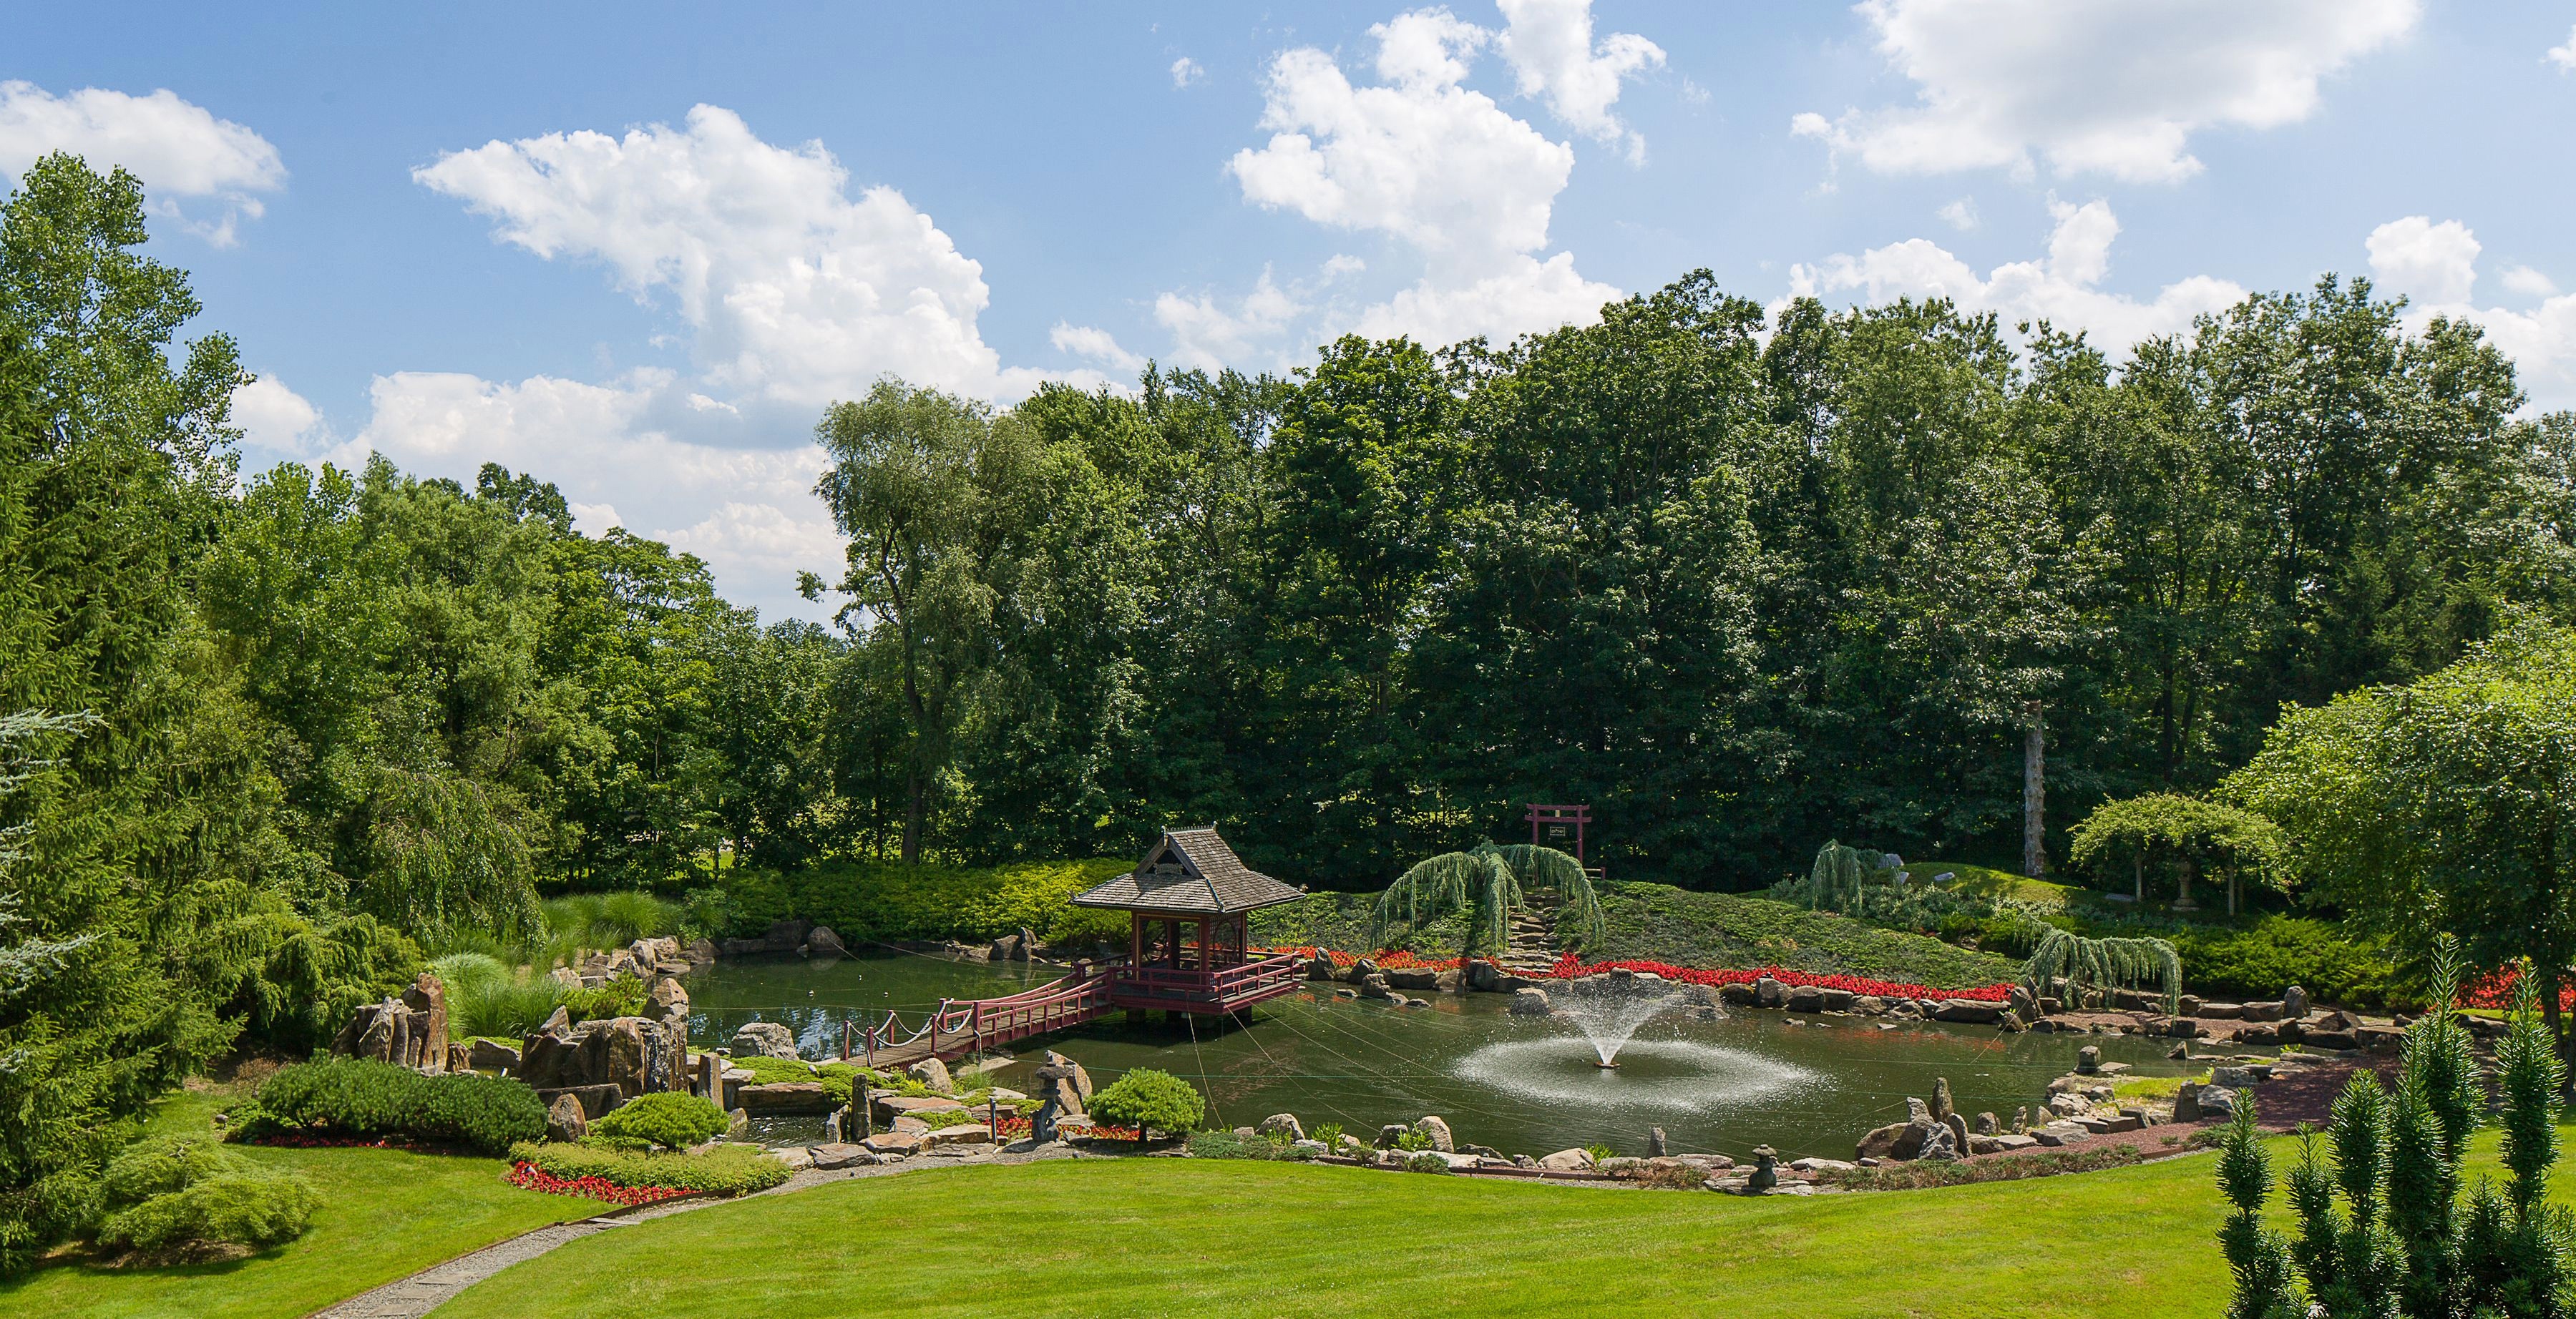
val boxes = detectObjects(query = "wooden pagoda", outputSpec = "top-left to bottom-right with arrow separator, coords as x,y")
1070,827 -> 1306,1015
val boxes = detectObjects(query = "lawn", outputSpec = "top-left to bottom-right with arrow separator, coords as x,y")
0,1080 -> 597,1319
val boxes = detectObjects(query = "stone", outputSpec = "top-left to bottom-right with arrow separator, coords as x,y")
1258,1113 -> 1304,1142
739,1082 -> 832,1114
1538,1148 -> 1596,1172
1347,958 -> 1377,981
2198,1002 -> 2245,1020
1974,1112 -> 1999,1136
1307,954 -> 1337,981
1332,987 -> 1358,999
1647,1126 -> 1668,1157
2197,1087 -> 2240,1119
537,1083 -> 622,1120
1986,1134 -> 2039,1152
1943,1112 -> 1971,1152
2014,1105 -> 2029,1132
1385,968 -> 1439,990
545,1092 -> 588,1142
2210,1065 -> 2263,1089
2280,986 -> 2308,1018
2240,1000 -> 2285,1023
1717,982 -> 1758,1006
1789,1157 -> 1855,1173
1785,986 -> 1825,1013
2303,1030 -> 2360,1051
924,1122 -> 992,1148
731,1021 -> 799,1060
987,933 -> 1021,962
469,1038 -> 522,1073
810,1142 -> 876,1170
1931,1077 -> 1956,1121
727,1108 -> 750,1138
1905,1096 -> 1933,1124
2034,1122 -> 2089,1147
1931,999 -> 2004,1025
1358,974 -> 1394,1001
540,1005 -> 572,1034
1754,976 -> 1785,1009
908,1056 -> 956,1094
1045,1050 -> 1094,1103
861,1129 -> 925,1157
696,1050 -> 723,1103
1466,961 -> 1501,991
1412,1116 -> 1455,1153
1508,986 -> 1552,1016
2077,1044 -> 2102,1073
1850,994 -> 1885,1016
874,1094 -> 966,1122
1375,1124 -> 1411,1149
1854,1122 -> 1908,1161
1816,988 -> 1856,1012
401,973 -> 450,1072
1435,969 -> 1463,994
1885,997 -> 1924,1019
1747,1145 -> 1780,1190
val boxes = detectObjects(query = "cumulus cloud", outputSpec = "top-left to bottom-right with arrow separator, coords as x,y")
1494,0 -> 1666,161
1050,322 -> 1146,374
229,374 -> 327,459
1937,197 -> 1979,231
1172,57 -> 1206,88
416,104 -> 1020,408
1785,197 -> 2248,351
1792,0 -> 2419,184
1194,6 -> 1624,359
0,81 -> 285,244
2365,217 -> 2576,412
2551,25 -> 2576,72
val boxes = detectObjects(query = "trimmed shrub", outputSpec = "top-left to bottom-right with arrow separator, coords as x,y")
509,1141 -> 790,1196
1405,1151 -> 1452,1174
249,1058 -> 545,1154
589,1094 -> 728,1150
90,1137 -> 317,1257
1085,1069 -> 1204,1139
557,976 -> 644,1025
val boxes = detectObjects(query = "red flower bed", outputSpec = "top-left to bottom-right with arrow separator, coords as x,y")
1259,944 -> 2010,1001
1543,953 -> 2012,1001
506,1160 -> 695,1207
2462,965 -> 2576,1011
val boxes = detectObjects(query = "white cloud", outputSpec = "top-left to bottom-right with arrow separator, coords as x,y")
1172,57 -> 1206,88
1936,197 -> 1979,230
0,81 -> 285,245
2504,265 -> 2560,299
1050,322 -> 1145,374
2364,215 -> 2478,307
415,104 -> 1016,408
1785,197 -> 2248,352
568,502 -> 623,535
1495,0 -> 1666,162
1198,6 -> 1624,358
2366,218 -> 2576,413
2550,25 -> 2576,72
229,374 -> 326,458
1793,0 -> 2419,184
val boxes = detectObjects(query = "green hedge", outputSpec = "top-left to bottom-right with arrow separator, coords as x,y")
1087,1068 -> 1204,1138
713,858 -> 1132,944
2165,917 -> 2391,1007
589,1094 -> 730,1150
242,1058 -> 546,1154
92,1137 -> 318,1256
509,1141 -> 790,1195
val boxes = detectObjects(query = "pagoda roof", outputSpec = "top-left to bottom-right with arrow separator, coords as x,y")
1070,827 -> 1304,916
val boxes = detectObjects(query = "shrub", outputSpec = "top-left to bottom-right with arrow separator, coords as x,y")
90,1137 -> 318,1258
508,1141 -> 789,1196
250,1058 -> 546,1154
1405,1151 -> 1452,1174
1392,1129 -> 1434,1153
589,1094 -> 729,1150
557,976 -> 645,1025
711,858 -> 1133,943
1085,1068 -> 1204,1139
1309,1122 -> 1344,1150
1585,1143 -> 1616,1164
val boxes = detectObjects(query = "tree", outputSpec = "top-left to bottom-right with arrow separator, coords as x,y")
1371,843 -> 1603,961
2067,792 -> 2284,913
1085,1067 -> 1205,1142
2227,619 -> 2576,1072
809,380 -> 1036,864
2019,927 -> 2182,1014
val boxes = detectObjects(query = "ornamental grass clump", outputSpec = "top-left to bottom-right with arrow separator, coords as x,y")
1085,1068 -> 1204,1142
89,1137 -> 318,1262
2216,938 -> 2573,1318
241,1057 -> 546,1154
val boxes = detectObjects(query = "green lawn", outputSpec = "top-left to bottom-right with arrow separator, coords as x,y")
0,1082 -> 597,1319
431,1126 -> 2576,1319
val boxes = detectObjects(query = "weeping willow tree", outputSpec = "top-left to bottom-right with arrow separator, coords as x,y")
1802,840 -> 1897,911
1370,843 -> 1604,961
2019,927 -> 2183,1014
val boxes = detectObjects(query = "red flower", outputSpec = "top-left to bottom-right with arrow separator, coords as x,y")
507,1161 -> 693,1206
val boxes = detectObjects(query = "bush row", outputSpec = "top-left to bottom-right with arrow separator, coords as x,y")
507,1141 -> 790,1195
237,1058 -> 546,1154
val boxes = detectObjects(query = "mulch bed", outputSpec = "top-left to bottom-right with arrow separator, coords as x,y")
1953,1050 -> 2396,1168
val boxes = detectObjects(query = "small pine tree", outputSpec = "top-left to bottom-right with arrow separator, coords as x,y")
2217,1097 -> 2302,1319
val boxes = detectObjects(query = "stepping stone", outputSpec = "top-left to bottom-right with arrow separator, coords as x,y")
874,1094 -> 966,1123
924,1122 -> 992,1147
861,1129 -> 927,1156
811,1142 -> 877,1170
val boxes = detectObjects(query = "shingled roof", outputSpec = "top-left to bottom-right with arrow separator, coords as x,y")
1069,827 -> 1304,915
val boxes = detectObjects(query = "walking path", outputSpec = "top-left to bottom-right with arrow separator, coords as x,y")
306,1142 -> 1089,1319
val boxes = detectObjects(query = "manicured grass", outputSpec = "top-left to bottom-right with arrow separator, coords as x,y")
441,1126 -> 2576,1319
0,1081 -> 596,1319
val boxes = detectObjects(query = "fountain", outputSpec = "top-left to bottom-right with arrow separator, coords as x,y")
1551,970 -> 1682,1067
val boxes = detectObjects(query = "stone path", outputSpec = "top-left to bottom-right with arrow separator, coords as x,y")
306,1142 -> 1087,1319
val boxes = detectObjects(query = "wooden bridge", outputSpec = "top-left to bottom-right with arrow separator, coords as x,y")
841,951 -> 1306,1070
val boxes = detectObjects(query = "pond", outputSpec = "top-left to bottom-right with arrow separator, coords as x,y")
684,951 -> 2196,1163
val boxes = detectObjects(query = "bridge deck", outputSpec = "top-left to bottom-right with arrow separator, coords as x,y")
842,953 -> 1306,1069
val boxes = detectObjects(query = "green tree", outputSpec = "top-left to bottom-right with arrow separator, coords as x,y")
2066,792 -> 2285,913
1370,843 -> 1602,960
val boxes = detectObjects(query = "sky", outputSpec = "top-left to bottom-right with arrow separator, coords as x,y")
9,1 -> 2576,620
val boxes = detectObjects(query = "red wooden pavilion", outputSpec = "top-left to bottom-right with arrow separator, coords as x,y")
1068,827 -> 1306,1015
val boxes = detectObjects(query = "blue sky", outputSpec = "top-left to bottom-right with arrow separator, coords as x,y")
9,2 -> 2575,619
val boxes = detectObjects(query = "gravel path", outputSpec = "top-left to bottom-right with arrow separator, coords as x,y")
305,1142 -> 1089,1319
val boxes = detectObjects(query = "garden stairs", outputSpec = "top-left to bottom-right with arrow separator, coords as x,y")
1501,893 -> 1566,977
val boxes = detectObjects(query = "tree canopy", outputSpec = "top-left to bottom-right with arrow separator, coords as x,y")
2067,793 -> 2285,912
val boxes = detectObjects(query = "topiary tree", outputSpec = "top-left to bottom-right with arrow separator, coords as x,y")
589,1093 -> 730,1150
2019,926 -> 2182,1014
1085,1067 -> 1205,1143
2068,793 -> 2284,913
1370,843 -> 1602,961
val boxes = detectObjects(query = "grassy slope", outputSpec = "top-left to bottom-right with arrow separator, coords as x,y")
1256,882 -> 2022,989
0,1082 -> 596,1319
438,1126 -> 2576,1319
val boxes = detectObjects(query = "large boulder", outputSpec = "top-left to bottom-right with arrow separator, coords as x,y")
1931,1077 -> 1956,1121
1307,954 -> 1337,981
1931,999 -> 2004,1025
648,976 -> 690,1028
806,926 -> 849,958
1411,1116 -> 1455,1153
1538,1148 -> 1596,1172
1385,968 -> 1440,991
400,973 -> 449,1072
731,1021 -> 799,1060
987,932 -> 1022,962
908,1056 -> 956,1095
467,1038 -> 522,1074
2077,1044 -> 2102,1074
1508,987 -> 1553,1016
1784,986 -> 1825,1013
1258,1114 -> 1304,1142
2280,986 -> 2309,1019
1754,976 -> 1785,1009
1358,974 -> 1395,1001
1466,961 -> 1501,992
2173,1082 -> 2203,1123
739,1082 -> 832,1114
1854,1122 -> 1908,1160
1717,982 -> 1758,1007
545,1092 -> 588,1142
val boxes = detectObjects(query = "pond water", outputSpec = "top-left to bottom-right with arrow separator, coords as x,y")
685,951 -> 2195,1163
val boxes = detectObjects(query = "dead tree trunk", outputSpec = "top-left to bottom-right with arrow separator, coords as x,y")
2023,700 -> 2046,878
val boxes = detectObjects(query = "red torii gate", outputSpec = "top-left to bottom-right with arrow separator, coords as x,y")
1525,803 -> 1595,875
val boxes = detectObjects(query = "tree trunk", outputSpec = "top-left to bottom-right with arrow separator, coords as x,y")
2022,700 -> 2046,878
2132,853 -> 2143,903
2226,871 -> 2238,917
